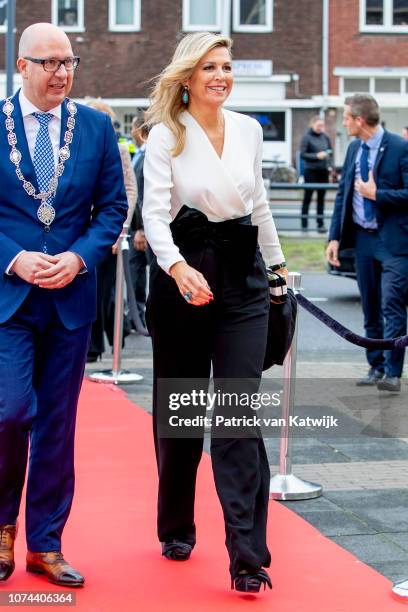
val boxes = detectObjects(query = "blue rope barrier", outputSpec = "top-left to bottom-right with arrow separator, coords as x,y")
297,293 -> 408,350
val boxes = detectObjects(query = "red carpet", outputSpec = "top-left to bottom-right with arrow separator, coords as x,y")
0,380 -> 404,611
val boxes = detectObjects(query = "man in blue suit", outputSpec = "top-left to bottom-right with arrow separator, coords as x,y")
0,23 -> 127,586
327,94 -> 408,393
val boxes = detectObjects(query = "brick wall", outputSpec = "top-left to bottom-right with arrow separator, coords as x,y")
330,0 -> 408,95
0,0 -> 322,100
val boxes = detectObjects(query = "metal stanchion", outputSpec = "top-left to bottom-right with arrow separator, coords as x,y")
392,579 -> 408,600
269,272 -> 322,500
89,230 -> 143,385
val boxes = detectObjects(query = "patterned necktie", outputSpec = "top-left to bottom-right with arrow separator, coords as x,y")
32,112 -> 55,203
360,142 -> 374,222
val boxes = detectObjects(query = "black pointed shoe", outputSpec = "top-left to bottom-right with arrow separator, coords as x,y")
231,568 -> 272,593
0,524 -> 17,581
161,540 -> 192,561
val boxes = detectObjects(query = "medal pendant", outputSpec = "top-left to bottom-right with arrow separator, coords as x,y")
3,99 -> 14,117
37,202 -> 56,226
67,101 -> 77,115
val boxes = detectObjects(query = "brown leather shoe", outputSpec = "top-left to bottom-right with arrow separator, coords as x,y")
26,551 -> 84,587
0,524 -> 17,581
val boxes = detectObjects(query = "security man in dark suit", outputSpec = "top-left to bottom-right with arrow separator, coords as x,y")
327,94 -> 408,393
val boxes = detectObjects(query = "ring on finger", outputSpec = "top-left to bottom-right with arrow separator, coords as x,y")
184,291 -> 193,302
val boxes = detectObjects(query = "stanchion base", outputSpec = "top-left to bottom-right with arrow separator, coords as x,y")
269,473 -> 323,501
392,579 -> 408,599
88,370 -> 143,385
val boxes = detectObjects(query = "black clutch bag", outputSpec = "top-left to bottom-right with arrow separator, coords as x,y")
263,288 -> 298,370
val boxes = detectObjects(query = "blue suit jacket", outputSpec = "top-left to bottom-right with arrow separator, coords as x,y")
0,91 -> 128,329
329,130 -> 408,256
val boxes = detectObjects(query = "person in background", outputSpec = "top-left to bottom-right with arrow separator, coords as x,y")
327,94 -> 408,393
129,115 -> 150,326
86,101 -> 137,361
300,115 -> 333,233
402,126 -> 408,141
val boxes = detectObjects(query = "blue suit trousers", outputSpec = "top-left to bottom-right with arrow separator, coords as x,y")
0,287 -> 90,551
354,228 -> 408,377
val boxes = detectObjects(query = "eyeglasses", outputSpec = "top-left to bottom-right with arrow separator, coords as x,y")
24,56 -> 80,72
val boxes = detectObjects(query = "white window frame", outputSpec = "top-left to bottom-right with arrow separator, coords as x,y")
52,0 -> 85,32
109,0 -> 141,32
360,0 -> 408,33
182,0 -> 222,32
339,75 -> 404,96
233,0 -> 273,33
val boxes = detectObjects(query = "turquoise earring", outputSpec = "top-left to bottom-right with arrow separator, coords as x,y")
182,87 -> 189,104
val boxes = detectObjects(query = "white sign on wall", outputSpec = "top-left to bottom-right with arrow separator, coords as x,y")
232,60 -> 273,78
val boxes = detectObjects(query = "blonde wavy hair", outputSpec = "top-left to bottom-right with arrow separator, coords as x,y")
145,32 -> 232,156
86,99 -> 117,124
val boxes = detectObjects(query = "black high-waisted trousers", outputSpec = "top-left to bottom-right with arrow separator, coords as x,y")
146,216 -> 271,578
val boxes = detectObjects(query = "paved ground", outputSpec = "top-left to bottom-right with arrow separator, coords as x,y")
85,272 -> 408,584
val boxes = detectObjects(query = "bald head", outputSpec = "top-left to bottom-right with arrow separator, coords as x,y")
17,23 -> 76,112
19,23 -> 72,58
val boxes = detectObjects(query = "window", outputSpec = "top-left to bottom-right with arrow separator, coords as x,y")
52,0 -> 84,31
0,0 -> 6,33
242,111 -> 285,141
339,74 -> 405,96
233,0 -> 273,32
360,0 -> 408,31
394,0 -> 408,24
182,0 -> 222,31
109,0 -> 141,31
366,0 -> 384,24
343,78 -> 370,93
374,77 -> 401,92
123,113 -> 136,136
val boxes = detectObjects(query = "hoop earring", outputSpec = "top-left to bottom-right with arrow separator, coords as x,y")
182,87 -> 189,105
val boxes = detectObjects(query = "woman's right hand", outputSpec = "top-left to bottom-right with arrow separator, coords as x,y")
169,261 -> 213,307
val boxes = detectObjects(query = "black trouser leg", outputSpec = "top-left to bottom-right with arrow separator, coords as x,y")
316,169 -> 328,228
147,246 -> 271,572
301,189 -> 313,229
129,234 -> 148,324
147,259 -> 212,546
210,272 -> 270,576
303,169 -> 328,229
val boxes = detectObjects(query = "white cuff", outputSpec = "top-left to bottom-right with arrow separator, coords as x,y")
5,251 -> 26,275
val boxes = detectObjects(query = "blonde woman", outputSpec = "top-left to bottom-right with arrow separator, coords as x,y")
143,32 -> 287,593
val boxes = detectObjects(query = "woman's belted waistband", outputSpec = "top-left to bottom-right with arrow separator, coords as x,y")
170,205 -> 259,279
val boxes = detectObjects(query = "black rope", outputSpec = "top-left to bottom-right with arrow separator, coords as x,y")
122,246 -> 150,337
297,293 -> 408,350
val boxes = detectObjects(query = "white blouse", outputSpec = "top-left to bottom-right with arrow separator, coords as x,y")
143,109 -> 284,273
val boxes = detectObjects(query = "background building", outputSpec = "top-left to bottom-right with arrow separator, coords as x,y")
6,2 -> 406,167
0,0 -> 326,166
327,0 -> 408,162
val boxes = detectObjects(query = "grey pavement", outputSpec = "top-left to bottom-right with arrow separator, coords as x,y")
85,271 -> 408,584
